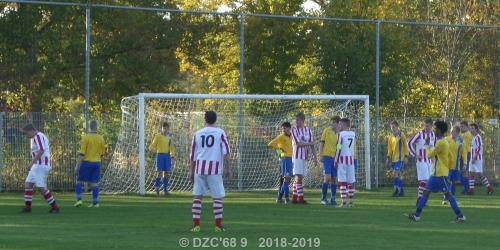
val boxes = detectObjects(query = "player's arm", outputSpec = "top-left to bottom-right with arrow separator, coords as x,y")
402,134 -> 410,162
223,153 -> 231,179
148,134 -> 158,151
407,133 -> 419,158
268,136 -> 281,150
425,140 -> 443,158
189,135 -> 196,183
460,144 -> 468,169
386,136 -> 393,164
318,141 -> 325,161
334,135 -> 342,167
170,136 -> 175,159
74,136 -> 87,174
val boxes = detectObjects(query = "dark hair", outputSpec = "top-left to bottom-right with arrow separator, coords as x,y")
470,123 -> 479,130
331,116 -> 341,123
452,125 -> 460,133
424,118 -> 433,124
162,121 -> 169,128
340,118 -> 350,128
90,120 -> 98,130
205,111 -> 217,124
281,121 -> 291,128
435,120 -> 448,134
295,112 -> 305,120
460,121 -> 469,127
21,123 -> 36,132
390,120 -> 399,127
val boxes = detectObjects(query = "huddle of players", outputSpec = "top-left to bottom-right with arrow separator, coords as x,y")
268,115 -> 358,207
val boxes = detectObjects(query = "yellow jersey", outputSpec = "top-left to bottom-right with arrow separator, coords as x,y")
387,131 -> 409,163
446,136 -> 467,171
320,127 -> 338,157
426,136 -> 450,176
79,133 -> 105,162
149,133 -> 175,156
460,131 -> 472,153
268,133 -> 293,158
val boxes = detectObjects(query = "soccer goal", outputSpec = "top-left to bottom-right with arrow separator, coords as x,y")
100,94 -> 371,195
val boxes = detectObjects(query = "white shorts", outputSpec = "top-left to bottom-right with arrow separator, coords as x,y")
292,159 -> 307,176
193,174 -> 226,199
337,164 -> 356,183
416,162 -> 432,181
469,159 -> 483,173
25,164 -> 51,188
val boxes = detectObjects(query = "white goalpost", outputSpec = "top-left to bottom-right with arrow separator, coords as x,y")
100,93 -> 371,195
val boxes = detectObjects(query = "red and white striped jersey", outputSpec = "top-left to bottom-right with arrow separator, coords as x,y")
31,132 -> 51,166
292,126 -> 314,160
471,134 -> 483,160
335,131 -> 356,165
190,126 -> 230,175
407,130 -> 436,163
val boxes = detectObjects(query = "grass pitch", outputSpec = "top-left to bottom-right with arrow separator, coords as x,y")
1,187 -> 499,250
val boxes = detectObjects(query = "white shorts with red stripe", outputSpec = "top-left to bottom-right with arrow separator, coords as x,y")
337,163 -> 355,183
469,159 -> 483,173
193,174 -> 226,198
416,162 -> 432,181
25,164 -> 51,187
292,159 -> 307,176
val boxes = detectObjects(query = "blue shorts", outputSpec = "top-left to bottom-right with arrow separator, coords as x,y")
156,153 -> 172,172
354,159 -> 358,171
460,153 -> 471,171
281,157 -> 293,178
425,176 -> 451,193
323,156 -> 337,177
448,170 -> 460,182
391,161 -> 404,172
78,161 -> 101,183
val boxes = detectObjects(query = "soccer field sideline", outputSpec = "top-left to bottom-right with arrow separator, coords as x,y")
0,187 -> 499,250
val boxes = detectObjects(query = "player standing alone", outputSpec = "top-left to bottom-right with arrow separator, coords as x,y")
268,121 -> 293,203
190,111 -> 232,232
386,121 -> 409,197
291,112 -> 318,204
334,118 -> 356,207
19,123 -> 60,213
468,124 -> 494,195
148,122 -> 175,196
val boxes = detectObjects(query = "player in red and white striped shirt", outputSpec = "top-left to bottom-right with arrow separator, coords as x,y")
334,118 -> 356,207
468,124 -> 493,195
19,123 -> 60,213
407,118 -> 436,205
291,112 -> 318,204
189,111 -> 232,232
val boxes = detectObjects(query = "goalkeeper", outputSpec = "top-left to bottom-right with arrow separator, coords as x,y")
268,122 -> 293,203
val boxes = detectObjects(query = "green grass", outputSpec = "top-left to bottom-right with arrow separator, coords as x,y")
1,187 -> 499,250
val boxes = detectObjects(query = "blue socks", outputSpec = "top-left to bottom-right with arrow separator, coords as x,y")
76,183 -> 83,201
322,183 -> 329,199
447,196 -> 463,217
283,181 -> 289,197
330,183 -> 337,201
155,177 -> 161,192
451,184 -> 456,196
415,195 -> 429,216
461,176 -> 469,191
92,186 -> 99,205
163,178 -> 169,193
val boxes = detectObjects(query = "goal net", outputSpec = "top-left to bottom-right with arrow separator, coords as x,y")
100,94 -> 371,194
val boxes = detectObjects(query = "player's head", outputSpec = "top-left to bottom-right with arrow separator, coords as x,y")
162,121 -> 169,133
460,121 -> 469,133
350,125 -> 357,133
423,118 -> 433,132
20,123 -> 37,138
330,116 -> 340,130
90,120 -> 98,131
295,112 -> 305,127
470,123 -> 479,134
339,118 -> 350,131
281,121 -> 291,135
390,120 -> 399,134
451,125 -> 460,138
434,120 -> 448,137
205,111 -> 217,125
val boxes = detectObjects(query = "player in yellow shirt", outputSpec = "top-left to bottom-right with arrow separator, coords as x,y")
268,122 -> 293,203
459,121 -> 472,194
405,120 -> 466,222
385,121 -> 409,197
148,121 -> 175,196
318,116 -> 340,205
442,126 -> 468,205
74,120 -> 106,207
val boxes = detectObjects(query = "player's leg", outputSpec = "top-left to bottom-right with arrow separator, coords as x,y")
276,158 -> 286,202
330,162 -> 338,205
460,155 -> 470,194
391,161 -> 402,197
321,156 -> 333,205
191,174 -> 207,232
468,160 -> 477,195
280,157 -> 293,203
442,181 -> 465,222
475,160 -> 493,195
398,162 -> 405,196
405,178 -> 435,221
336,164 -> 348,207
207,175 -> 226,232
416,162 -> 429,205
35,165 -> 59,213
292,159 -> 307,204
346,164 -> 355,207
155,154 -> 166,196
21,170 -> 35,213
163,154 -> 172,196
75,161 -> 90,207
88,162 -> 101,207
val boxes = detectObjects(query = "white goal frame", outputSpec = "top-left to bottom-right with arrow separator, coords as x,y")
135,93 -> 371,195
